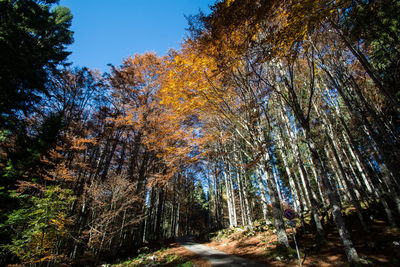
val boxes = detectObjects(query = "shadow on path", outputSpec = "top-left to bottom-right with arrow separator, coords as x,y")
179,236 -> 267,266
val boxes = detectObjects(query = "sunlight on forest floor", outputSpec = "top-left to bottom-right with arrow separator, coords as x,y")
107,209 -> 400,266
202,212 -> 400,266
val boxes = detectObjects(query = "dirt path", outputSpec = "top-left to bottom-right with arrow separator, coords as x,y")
180,240 -> 266,266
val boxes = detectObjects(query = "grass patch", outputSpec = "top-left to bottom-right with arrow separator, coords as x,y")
110,247 -> 194,267
210,221 -> 275,242
265,243 -> 304,262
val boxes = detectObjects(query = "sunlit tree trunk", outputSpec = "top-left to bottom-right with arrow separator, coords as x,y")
275,132 -> 301,212
276,56 -> 360,263
261,154 -> 289,247
227,158 -> 238,227
223,157 -> 238,227
239,165 -> 253,229
322,66 -> 400,212
278,100 -> 324,235
307,136 -> 360,263
256,168 -> 272,224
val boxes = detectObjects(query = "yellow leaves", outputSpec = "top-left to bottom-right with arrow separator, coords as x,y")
166,146 -> 176,151
49,212 -> 71,232
109,41 -> 240,183
226,0 -> 235,7
110,50 -> 207,181
270,0 -> 352,57
42,162 -> 75,182
109,112 -> 136,127
19,209 -> 71,264
160,43 -> 223,117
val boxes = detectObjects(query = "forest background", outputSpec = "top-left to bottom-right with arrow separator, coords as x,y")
0,0 -> 399,266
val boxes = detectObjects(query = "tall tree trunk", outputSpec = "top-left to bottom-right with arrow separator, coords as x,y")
224,161 -> 235,227
256,168 -> 272,224
227,158 -> 238,227
331,23 -> 400,110
323,66 -> 400,204
276,132 -> 301,212
326,132 -> 370,232
307,136 -> 360,264
155,188 -> 164,240
261,155 -> 289,247
279,101 -> 324,235
313,100 -> 369,232
277,58 -> 360,263
296,145 -> 325,237
239,166 -> 253,229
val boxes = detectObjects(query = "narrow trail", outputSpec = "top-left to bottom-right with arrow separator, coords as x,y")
179,237 -> 266,266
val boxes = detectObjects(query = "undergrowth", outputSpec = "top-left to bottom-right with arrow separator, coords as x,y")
264,243 -> 304,262
110,247 -> 194,267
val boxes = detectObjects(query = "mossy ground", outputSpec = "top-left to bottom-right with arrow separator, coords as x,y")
108,247 -> 194,267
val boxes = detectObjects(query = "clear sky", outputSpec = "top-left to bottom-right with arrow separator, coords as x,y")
59,0 -> 214,72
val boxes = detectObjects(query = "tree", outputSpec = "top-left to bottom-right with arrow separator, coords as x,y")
3,0 -> 400,265
0,0 -> 73,128
0,2 -> 73,257
3,185 -> 74,265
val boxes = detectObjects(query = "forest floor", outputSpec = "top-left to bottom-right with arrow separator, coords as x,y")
179,239 -> 262,266
195,208 -> 400,266
108,208 -> 400,266
200,220 -> 400,266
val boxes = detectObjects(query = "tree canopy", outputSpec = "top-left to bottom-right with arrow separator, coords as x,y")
0,0 -> 73,128
1,0 -> 400,265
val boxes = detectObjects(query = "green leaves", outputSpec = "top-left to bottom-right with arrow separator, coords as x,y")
1,185 -> 74,263
343,0 -> 400,104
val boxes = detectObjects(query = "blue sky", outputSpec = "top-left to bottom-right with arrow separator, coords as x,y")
59,0 -> 214,72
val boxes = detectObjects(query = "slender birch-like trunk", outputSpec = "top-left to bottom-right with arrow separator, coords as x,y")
256,168 -> 272,224
276,57 -> 360,263
276,132 -> 301,212
279,101 -> 324,235
261,155 -> 289,247
223,159 -> 235,227
307,137 -> 360,263
240,167 -> 253,229
236,163 -> 247,226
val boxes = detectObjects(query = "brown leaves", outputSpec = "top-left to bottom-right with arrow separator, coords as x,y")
109,51 -> 210,185
15,180 -> 46,194
84,175 -> 144,251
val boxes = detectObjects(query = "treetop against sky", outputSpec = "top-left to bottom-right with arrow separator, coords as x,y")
2,1 -> 399,265
59,0 -> 213,72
